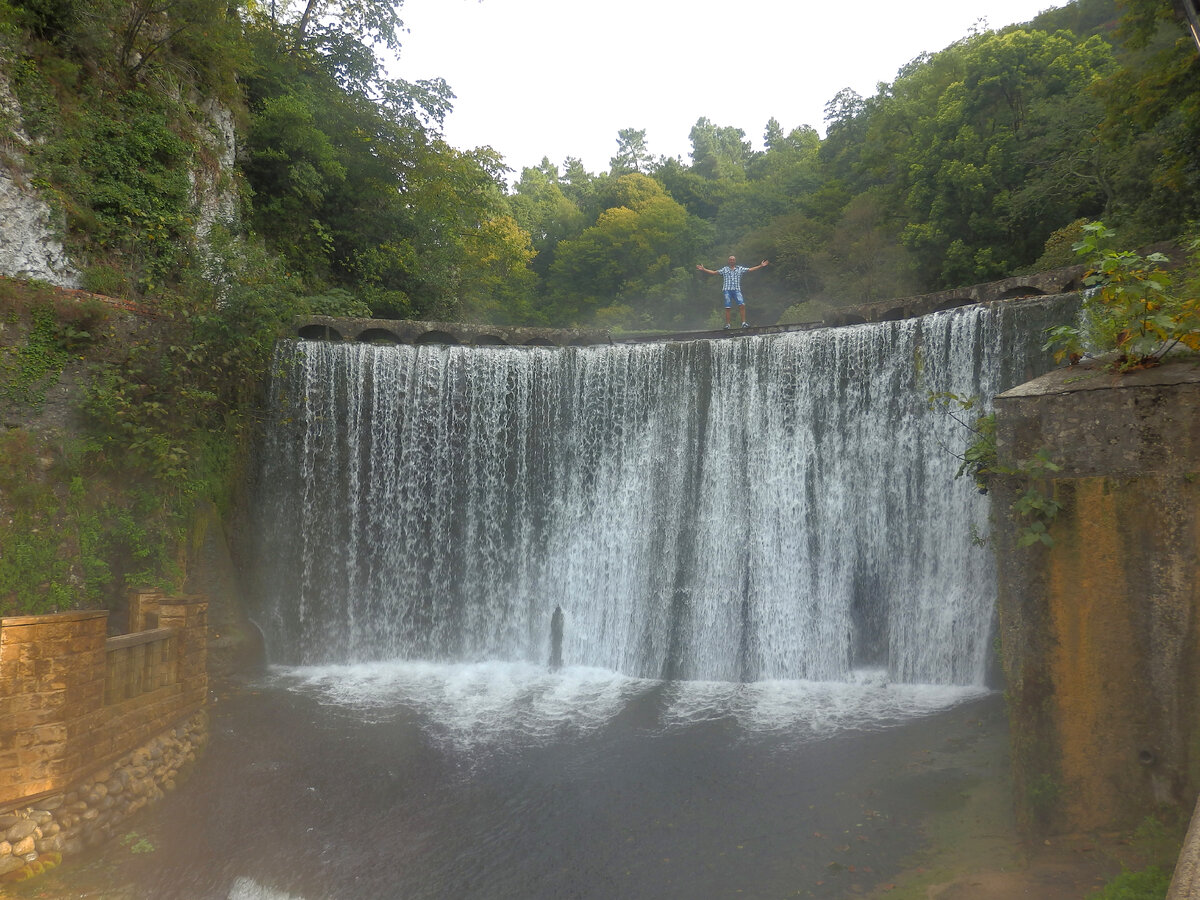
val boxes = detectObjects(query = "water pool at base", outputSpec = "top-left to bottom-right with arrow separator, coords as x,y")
61,664 -> 1002,900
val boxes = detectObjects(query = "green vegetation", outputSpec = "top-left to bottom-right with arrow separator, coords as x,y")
1089,867 -> 1171,900
0,0 -> 1197,614
1045,222 -> 1200,370
0,256 -> 302,615
500,0 -> 1200,329
5,0 -> 1198,333
118,831 -> 155,855
1088,814 -> 1187,898
929,393 -> 1063,547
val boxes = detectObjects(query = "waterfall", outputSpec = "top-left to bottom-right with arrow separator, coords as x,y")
251,298 -> 1072,685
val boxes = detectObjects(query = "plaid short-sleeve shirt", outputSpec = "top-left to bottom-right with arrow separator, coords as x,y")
718,265 -> 749,291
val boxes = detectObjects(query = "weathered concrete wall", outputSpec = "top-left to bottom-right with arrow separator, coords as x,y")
992,358 -> 1200,834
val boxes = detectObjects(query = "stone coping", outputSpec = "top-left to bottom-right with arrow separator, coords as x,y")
997,355 -> 1200,399
0,610 -> 107,627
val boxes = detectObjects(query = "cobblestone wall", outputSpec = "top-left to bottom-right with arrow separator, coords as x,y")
0,710 -> 207,882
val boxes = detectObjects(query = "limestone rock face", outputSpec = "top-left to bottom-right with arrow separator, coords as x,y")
0,75 -> 81,288
191,96 -> 240,241
0,74 -> 241,291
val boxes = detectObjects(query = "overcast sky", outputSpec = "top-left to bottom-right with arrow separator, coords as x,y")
387,0 -> 1067,178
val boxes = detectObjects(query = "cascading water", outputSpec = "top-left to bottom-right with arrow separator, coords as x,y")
106,299 -> 1075,900
251,297 -> 1071,689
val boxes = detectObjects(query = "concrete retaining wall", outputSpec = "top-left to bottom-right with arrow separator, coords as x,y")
992,358 -> 1200,835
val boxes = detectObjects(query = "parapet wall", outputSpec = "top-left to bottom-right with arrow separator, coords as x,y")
0,594 -> 208,879
992,359 -> 1200,834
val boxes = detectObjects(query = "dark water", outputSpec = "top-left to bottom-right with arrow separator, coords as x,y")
35,669 -> 1008,900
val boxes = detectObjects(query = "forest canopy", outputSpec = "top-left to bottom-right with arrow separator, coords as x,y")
1,0 -> 1197,331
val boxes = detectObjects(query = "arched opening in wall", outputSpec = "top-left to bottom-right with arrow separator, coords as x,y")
880,307 -> 908,322
415,330 -> 460,345
358,328 -> 402,344
473,335 -> 509,347
568,338 -> 592,347
830,314 -> 867,326
523,338 -> 558,348
298,324 -> 344,341
997,286 -> 1046,300
932,297 -> 974,313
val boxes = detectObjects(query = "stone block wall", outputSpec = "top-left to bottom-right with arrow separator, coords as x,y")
0,596 -> 209,878
0,611 -> 108,802
992,358 -> 1200,834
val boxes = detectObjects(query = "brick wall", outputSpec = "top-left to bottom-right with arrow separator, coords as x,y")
0,596 -> 207,808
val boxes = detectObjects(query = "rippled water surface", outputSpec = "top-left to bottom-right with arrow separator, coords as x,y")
44,664 -> 1004,900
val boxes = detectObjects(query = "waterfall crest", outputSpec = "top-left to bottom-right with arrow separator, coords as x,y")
252,299 -> 1071,685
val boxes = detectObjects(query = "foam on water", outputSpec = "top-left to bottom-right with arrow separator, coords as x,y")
228,877 -> 308,900
268,660 -> 990,753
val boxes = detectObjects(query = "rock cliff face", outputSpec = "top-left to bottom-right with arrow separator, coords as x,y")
0,73 -> 240,289
191,96 -> 240,242
0,74 -> 80,288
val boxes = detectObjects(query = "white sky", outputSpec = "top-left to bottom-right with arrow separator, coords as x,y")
387,0 -> 1068,178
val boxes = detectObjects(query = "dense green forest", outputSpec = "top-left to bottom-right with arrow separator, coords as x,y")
2,0 -> 1198,332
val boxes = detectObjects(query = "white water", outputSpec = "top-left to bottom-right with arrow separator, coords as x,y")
252,299 -> 1070,687
268,661 -> 990,755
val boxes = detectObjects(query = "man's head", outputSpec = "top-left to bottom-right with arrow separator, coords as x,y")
728,256 -> 736,265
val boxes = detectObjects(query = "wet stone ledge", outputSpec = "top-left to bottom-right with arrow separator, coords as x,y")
0,709 -> 207,884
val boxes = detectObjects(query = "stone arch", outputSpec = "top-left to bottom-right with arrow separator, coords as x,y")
472,334 -> 509,347
414,330 -> 460,345
523,337 -> 558,347
298,324 -> 344,341
880,307 -> 908,322
358,328 -> 403,344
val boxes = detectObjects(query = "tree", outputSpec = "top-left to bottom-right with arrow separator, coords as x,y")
545,175 -> 705,325
267,0 -> 405,54
509,161 -> 586,277
239,16 -> 518,320
763,117 -> 786,149
814,190 -> 918,305
1092,0 -> 1200,236
610,127 -> 654,174
854,27 -> 1120,286
458,215 -> 541,325
689,117 -> 753,181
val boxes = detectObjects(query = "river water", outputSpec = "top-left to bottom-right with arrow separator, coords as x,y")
33,667 -> 1006,900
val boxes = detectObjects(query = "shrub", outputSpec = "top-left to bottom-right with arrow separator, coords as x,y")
1044,223 -> 1200,370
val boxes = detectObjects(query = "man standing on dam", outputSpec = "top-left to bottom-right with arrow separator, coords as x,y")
696,255 -> 769,329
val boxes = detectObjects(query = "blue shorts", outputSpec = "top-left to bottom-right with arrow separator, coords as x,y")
723,290 -> 744,308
